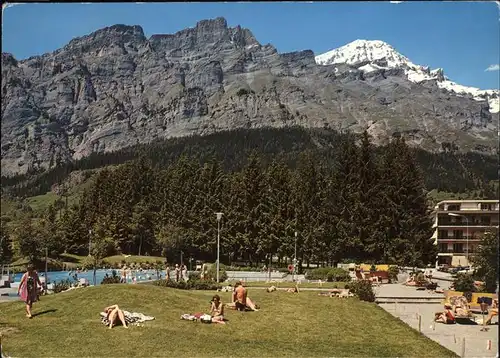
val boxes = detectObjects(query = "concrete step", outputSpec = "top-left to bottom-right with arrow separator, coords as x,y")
376,297 -> 443,304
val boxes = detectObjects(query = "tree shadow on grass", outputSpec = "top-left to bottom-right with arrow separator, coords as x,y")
32,309 -> 57,317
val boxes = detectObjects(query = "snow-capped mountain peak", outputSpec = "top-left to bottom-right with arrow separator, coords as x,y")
315,39 -> 413,68
315,39 -> 499,113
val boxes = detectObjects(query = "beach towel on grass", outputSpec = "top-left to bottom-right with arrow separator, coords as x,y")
100,311 -> 155,326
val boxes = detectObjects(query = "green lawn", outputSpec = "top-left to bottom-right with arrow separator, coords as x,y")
231,280 -> 348,289
25,192 -> 61,213
0,284 -> 456,357
103,255 -> 165,265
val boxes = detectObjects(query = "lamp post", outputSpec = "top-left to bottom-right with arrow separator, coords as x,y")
88,229 -> 92,257
293,231 -> 298,279
44,247 -> 48,294
448,213 -> 469,266
216,212 -> 223,283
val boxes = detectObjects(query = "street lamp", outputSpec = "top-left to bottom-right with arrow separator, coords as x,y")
216,212 -> 223,283
293,231 -> 298,280
448,213 -> 469,266
88,229 -> 92,256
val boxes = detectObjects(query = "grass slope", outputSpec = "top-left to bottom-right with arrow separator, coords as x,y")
0,284 -> 456,357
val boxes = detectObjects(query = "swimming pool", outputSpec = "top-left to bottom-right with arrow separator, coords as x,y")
10,269 -> 165,286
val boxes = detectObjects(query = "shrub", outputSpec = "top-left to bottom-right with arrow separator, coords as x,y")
101,270 -> 121,285
327,268 -> 351,282
53,279 -> 74,293
305,267 -> 350,282
388,266 -> 399,282
189,271 -> 201,281
453,273 -> 475,292
205,264 -> 228,282
305,267 -> 331,280
153,279 -> 221,291
346,280 -> 375,302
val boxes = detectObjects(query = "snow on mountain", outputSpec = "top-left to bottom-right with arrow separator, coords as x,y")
315,40 -> 499,113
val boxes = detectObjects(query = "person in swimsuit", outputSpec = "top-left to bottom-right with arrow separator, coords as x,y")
104,304 -> 128,329
18,264 -> 43,318
175,264 -> 180,282
484,298 -> 498,325
210,294 -> 226,324
227,281 -> 259,311
434,303 -> 456,324
165,264 -> 171,281
120,266 -> 127,283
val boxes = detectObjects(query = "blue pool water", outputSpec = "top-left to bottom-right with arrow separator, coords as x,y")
10,269 -> 164,286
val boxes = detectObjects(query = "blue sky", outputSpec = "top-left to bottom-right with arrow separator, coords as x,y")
2,2 -> 499,89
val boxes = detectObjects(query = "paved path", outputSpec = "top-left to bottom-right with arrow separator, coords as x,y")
379,301 -> 498,357
375,282 -> 450,298
0,287 -> 17,303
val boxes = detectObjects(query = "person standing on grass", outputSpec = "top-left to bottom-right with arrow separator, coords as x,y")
181,264 -> 188,282
165,264 -> 171,281
175,264 -> 180,282
120,265 -> 127,283
18,264 -> 43,318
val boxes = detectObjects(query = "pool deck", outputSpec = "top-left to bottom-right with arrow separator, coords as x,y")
376,282 -> 498,358
380,301 -> 498,358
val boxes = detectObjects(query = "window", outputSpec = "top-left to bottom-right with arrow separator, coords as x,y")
438,230 -> 448,238
480,203 -> 493,211
480,216 -> 491,225
448,204 -> 461,211
439,243 -> 448,252
453,230 -> 463,239
453,243 -> 463,253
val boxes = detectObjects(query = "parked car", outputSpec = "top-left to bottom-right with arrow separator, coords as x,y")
437,264 -> 450,272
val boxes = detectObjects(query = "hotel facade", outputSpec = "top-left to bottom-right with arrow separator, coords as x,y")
432,199 -> 499,267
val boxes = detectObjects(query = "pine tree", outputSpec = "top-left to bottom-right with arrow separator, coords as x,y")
353,130 -> 384,261
260,156 -> 294,264
379,137 -> 435,266
331,133 -> 360,261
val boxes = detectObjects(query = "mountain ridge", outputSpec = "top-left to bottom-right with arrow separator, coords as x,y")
315,39 -> 499,113
2,17 -> 498,175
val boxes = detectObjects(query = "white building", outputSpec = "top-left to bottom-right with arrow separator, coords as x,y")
432,200 -> 499,267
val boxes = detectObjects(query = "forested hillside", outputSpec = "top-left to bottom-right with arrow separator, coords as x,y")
2,127 -> 498,198
1,127 -> 497,269
2,131 -> 441,268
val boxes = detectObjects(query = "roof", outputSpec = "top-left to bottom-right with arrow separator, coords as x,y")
436,200 -> 499,205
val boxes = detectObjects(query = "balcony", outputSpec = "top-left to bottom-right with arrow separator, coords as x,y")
437,249 -> 475,254
436,209 -> 499,215
437,237 -> 481,242
436,222 -> 498,228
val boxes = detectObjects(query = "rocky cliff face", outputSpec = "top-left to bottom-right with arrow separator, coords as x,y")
2,18 -> 498,175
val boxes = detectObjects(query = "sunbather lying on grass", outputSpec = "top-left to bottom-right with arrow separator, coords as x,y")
104,304 -> 128,329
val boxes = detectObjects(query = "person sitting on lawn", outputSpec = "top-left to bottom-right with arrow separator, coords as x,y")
104,304 -> 128,329
226,281 -> 259,311
434,303 -> 456,324
210,294 -> 226,324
